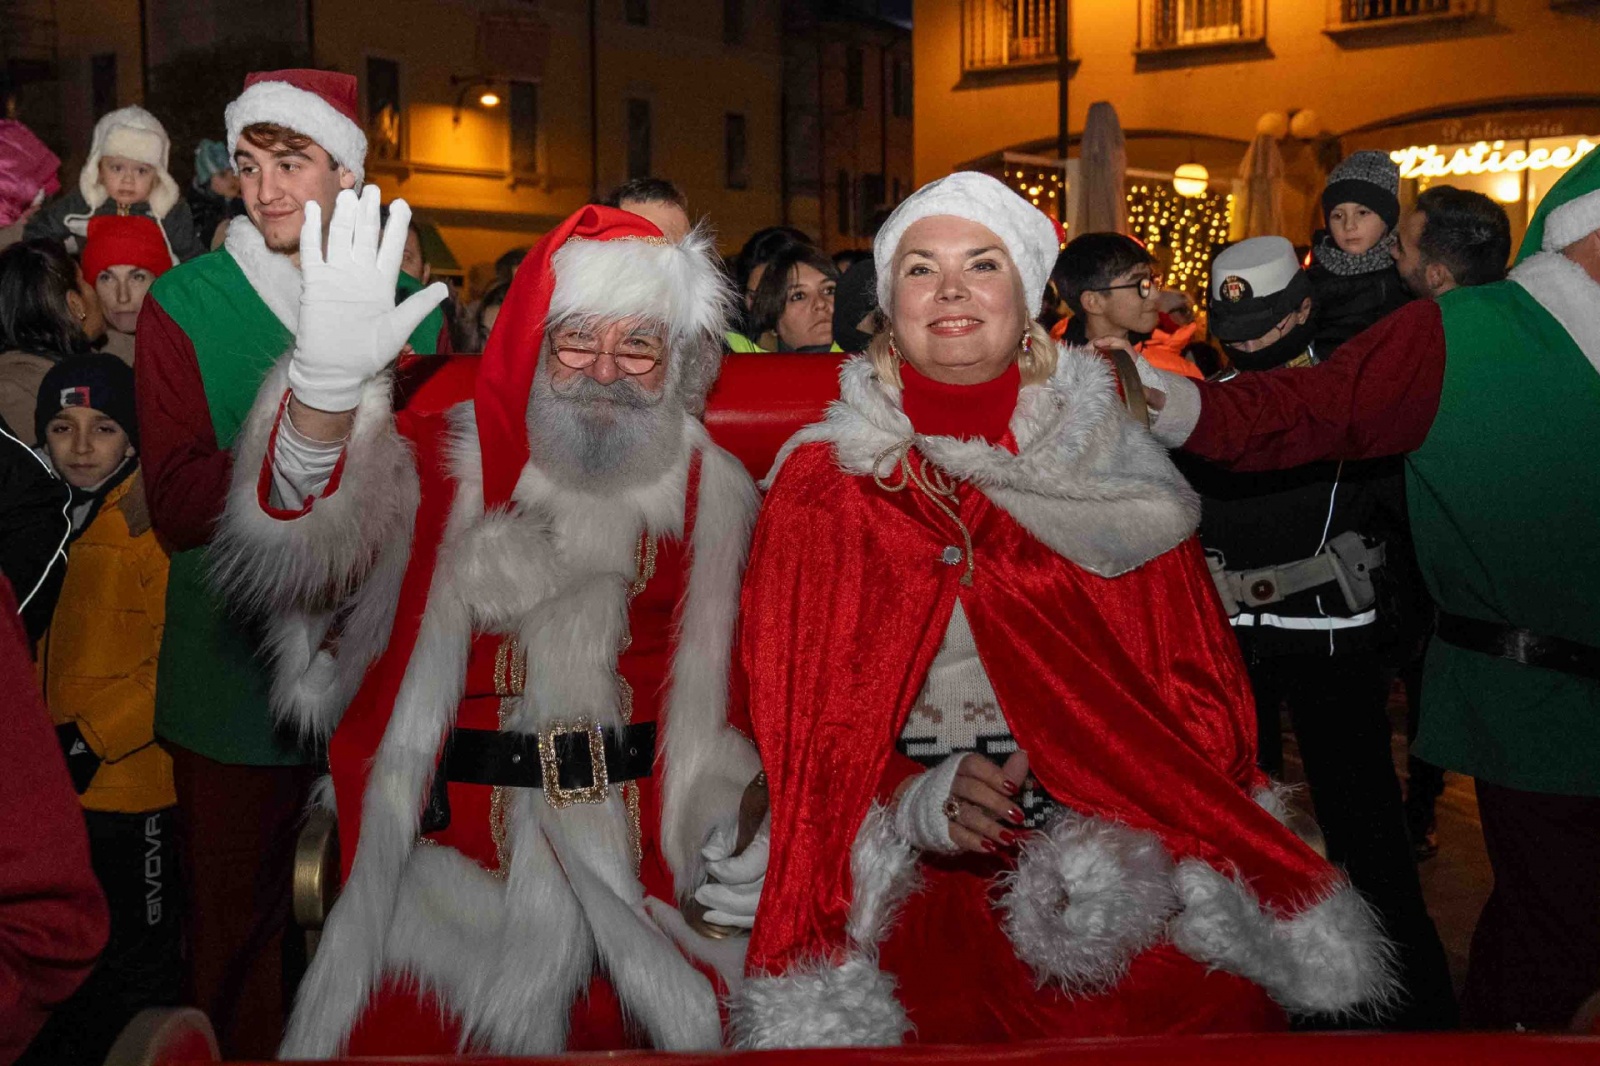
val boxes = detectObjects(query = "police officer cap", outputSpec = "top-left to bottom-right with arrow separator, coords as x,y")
1207,236 -> 1312,343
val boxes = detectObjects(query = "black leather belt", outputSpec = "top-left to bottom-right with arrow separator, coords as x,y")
421,720 -> 656,833
1436,612 -> 1600,684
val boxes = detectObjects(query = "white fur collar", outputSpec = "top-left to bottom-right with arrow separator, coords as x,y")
224,215 -> 301,333
1509,251 -> 1600,376
768,353 -> 1200,578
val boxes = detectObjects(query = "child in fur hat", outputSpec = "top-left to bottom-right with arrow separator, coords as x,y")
1305,150 -> 1412,354
25,106 -> 204,263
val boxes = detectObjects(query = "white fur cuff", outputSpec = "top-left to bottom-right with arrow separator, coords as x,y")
997,811 -> 1178,993
892,755 -> 963,854
1149,369 -> 1201,447
1168,858 -> 1399,1017
730,955 -> 910,1049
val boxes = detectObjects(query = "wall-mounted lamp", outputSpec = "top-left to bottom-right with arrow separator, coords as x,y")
451,75 -> 502,125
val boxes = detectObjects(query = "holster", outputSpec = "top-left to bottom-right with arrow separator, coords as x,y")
1208,531 -> 1386,618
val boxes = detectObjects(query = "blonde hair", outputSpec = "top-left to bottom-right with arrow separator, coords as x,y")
867,318 -> 1058,389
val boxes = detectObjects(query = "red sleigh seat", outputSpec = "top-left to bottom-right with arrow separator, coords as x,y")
397,352 -> 847,481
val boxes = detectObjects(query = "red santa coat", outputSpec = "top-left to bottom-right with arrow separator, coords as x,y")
732,354 -> 1396,1047
212,364 -> 761,1058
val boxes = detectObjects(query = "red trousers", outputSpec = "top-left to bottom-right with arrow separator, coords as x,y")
170,744 -> 316,1059
345,973 -> 639,1055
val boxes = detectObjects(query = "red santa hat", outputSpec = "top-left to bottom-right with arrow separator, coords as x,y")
475,204 -> 735,508
81,215 -> 173,280
224,69 -> 367,184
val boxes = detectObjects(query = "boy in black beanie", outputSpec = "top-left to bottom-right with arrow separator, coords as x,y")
24,353 -> 180,1066
1308,150 -> 1412,352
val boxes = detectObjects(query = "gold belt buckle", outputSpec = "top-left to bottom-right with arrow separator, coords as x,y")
538,717 -> 610,810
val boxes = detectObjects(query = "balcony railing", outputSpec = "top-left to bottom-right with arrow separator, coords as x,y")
1137,0 -> 1264,51
1327,0 -> 1483,25
961,0 -> 1062,72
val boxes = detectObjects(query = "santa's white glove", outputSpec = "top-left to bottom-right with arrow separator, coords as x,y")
892,753 -> 964,854
288,186 -> 448,412
692,822 -> 768,929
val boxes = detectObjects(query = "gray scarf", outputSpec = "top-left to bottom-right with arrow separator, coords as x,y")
1311,230 -> 1398,277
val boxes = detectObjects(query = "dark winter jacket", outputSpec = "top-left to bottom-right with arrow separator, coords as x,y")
1306,258 -> 1411,354
24,189 -> 203,263
0,414 -> 70,643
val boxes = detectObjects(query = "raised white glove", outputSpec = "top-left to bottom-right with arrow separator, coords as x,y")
288,186 -> 448,412
692,822 -> 768,929
892,753 -> 964,854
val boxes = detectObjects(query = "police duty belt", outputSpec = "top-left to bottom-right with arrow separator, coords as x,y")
1207,530 -> 1386,618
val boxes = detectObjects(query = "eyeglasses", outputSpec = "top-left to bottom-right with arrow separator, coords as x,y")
551,332 -> 665,376
1088,276 -> 1159,299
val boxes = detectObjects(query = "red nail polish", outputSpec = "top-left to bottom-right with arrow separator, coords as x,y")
1009,808 -> 1025,825
1002,780 -> 1019,796
981,840 -> 997,854
998,830 -> 1016,847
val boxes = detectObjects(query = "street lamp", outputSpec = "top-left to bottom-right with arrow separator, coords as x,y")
451,75 -> 502,125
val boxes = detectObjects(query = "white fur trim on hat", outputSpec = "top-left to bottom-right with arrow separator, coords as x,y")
873,171 -> 1060,316
226,80 -> 367,185
1542,188 -> 1600,252
548,224 -> 736,408
79,105 -> 180,219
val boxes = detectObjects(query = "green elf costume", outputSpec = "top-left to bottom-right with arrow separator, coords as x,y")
131,67 -> 435,1058
1150,149 -> 1600,1032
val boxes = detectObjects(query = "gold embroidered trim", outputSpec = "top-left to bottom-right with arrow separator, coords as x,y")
565,234 -> 673,247
490,695 -> 516,878
614,529 -> 656,872
494,635 -> 526,697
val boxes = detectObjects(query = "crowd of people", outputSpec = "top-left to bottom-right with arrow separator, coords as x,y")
1,64 -> 1597,1065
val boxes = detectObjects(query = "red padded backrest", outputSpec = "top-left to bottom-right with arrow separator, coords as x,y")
703,353 -> 845,481
399,352 -> 846,483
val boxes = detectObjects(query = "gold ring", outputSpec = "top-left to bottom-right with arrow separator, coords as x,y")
943,798 -> 961,821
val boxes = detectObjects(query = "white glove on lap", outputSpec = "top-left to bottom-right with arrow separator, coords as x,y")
692,822 -> 768,929
288,186 -> 448,412
893,753 -> 964,854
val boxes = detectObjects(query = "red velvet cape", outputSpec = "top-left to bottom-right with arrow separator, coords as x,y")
741,440 -> 1339,976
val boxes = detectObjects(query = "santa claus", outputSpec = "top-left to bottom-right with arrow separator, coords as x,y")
210,188 -> 765,1056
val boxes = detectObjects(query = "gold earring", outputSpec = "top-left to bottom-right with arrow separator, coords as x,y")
887,330 -> 903,363
1020,329 -> 1032,355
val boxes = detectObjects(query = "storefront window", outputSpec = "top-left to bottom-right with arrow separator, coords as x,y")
1390,134 -> 1597,251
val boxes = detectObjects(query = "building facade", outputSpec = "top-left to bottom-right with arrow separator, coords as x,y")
782,0 -> 915,252
17,0 -> 788,288
915,0 -> 1600,252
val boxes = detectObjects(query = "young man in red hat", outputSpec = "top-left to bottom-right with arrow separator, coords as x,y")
132,68 -> 439,1056
211,185 -> 766,1056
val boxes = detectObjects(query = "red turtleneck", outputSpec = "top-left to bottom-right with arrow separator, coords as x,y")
899,360 -> 1020,446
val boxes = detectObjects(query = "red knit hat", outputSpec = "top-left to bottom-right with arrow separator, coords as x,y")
224,68 -> 367,183
81,215 -> 172,280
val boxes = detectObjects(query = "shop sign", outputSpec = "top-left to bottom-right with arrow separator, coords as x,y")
1391,139 -> 1596,180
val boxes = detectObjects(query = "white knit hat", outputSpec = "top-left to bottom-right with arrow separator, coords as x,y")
873,171 -> 1062,314
79,106 -> 180,219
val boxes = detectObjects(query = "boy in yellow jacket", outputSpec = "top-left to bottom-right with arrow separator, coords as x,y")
25,354 -> 177,1065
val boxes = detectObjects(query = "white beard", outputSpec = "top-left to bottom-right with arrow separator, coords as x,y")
525,366 -> 686,492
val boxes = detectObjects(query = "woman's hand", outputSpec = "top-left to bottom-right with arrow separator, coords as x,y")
894,750 -> 1030,855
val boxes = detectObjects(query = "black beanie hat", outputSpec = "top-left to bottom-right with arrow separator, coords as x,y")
1321,150 -> 1401,231
36,353 -> 138,452
832,257 -> 879,353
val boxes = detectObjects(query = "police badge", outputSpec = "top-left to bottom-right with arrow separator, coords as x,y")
1219,275 -> 1252,303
